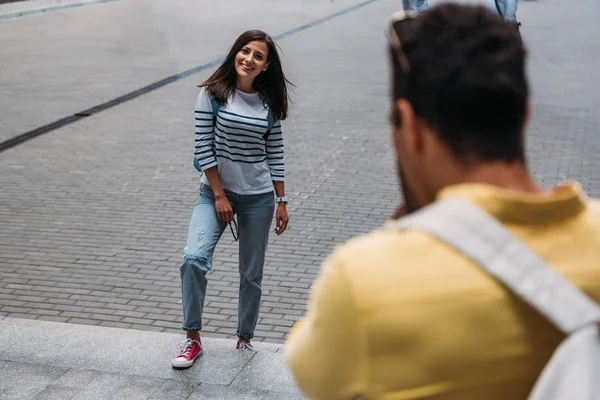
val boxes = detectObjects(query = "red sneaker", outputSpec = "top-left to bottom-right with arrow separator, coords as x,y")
236,341 -> 257,352
172,338 -> 203,369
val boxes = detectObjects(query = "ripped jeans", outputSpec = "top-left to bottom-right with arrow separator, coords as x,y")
180,184 -> 275,340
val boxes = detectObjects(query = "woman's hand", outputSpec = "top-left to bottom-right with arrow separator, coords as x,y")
275,203 -> 289,235
215,195 -> 234,222
203,167 -> 234,222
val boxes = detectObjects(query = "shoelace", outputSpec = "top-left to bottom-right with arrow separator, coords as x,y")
238,342 -> 256,351
179,338 -> 196,356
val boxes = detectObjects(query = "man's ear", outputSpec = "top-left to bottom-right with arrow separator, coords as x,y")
396,99 -> 424,153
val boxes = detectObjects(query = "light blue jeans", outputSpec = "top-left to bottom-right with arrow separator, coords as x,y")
488,0 -> 518,22
403,0 -> 428,13
180,184 -> 275,340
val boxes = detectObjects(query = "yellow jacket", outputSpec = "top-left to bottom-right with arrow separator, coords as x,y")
285,183 -> 600,400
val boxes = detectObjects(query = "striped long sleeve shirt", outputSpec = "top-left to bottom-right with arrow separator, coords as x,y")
194,87 -> 285,195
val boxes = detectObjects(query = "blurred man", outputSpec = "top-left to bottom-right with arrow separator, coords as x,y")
285,4 -> 600,399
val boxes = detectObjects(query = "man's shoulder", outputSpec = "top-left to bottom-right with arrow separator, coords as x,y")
333,226 -> 426,256
326,224 -> 488,311
328,224 -> 449,274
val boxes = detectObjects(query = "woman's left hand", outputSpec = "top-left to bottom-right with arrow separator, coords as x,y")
275,203 -> 289,235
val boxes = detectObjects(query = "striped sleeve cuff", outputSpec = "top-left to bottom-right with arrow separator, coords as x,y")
195,157 -> 217,171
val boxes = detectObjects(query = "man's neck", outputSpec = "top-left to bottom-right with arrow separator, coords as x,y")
437,162 -> 544,193
452,161 -> 543,194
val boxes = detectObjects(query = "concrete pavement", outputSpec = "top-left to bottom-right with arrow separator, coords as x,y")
0,316 -> 303,399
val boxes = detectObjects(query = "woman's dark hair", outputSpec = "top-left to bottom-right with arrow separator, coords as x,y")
199,30 -> 291,121
391,4 -> 528,163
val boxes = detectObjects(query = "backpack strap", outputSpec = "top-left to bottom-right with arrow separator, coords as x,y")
264,108 -> 274,140
394,199 -> 600,335
210,96 -> 221,124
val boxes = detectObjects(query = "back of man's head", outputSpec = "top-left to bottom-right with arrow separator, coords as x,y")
392,3 -> 528,164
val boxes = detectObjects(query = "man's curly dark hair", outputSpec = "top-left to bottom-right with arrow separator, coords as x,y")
391,3 -> 528,163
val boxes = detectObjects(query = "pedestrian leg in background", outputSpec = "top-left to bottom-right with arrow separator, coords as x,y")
489,0 -> 519,22
489,0 -> 521,42
403,0 -> 428,14
502,0 -> 518,22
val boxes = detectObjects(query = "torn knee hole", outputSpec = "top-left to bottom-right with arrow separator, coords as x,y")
182,254 -> 212,272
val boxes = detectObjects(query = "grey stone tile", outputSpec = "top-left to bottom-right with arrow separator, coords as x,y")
112,376 -> 166,400
52,370 -> 100,389
1,387 -> 47,400
0,361 -> 67,400
69,372 -> 131,400
147,379 -> 198,400
230,350 -> 299,394
189,384 -> 305,400
33,385 -> 79,400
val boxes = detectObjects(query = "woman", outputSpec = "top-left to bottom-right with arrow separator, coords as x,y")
172,30 -> 291,369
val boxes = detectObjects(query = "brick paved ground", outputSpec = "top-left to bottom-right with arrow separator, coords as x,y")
1,0 -> 599,344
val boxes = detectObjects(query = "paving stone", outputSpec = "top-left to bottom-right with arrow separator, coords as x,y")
70,372 -> 131,400
189,384 -> 305,400
52,370 -> 101,389
0,361 -> 67,400
67,318 -> 101,325
147,380 -> 198,400
230,350 -> 298,394
36,315 -> 70,323
7,312 -> 37,320
32,385 -> 80,400
112,376 -> 166,400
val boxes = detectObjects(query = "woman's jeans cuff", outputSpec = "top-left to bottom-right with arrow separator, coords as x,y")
237,332 -> 254,340
182,324 -> 202,332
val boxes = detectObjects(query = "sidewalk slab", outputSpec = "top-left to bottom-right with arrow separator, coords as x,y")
0,317 -> 304,399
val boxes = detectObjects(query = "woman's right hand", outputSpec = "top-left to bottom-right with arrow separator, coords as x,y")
215,195 -> 234,222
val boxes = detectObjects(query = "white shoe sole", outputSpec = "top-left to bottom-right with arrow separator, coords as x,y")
171,349 -> 203,369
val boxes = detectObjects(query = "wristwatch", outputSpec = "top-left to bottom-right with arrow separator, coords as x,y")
275,196 -> 289,204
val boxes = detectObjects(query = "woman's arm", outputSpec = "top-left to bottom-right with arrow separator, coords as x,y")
266,121 -> 288,235
273,180 -> 288,235
203,167 -> 234,222
194,89 -> 233,222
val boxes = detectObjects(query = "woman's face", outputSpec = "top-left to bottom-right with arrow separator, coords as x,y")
235,40 -> 269,83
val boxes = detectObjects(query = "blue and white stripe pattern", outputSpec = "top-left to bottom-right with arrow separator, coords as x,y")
194,88 -> 285,195
194,110 -> 218,171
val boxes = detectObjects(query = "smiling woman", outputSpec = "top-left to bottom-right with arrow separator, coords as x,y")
170,30 -> 293,370
200,30 -> 290,122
